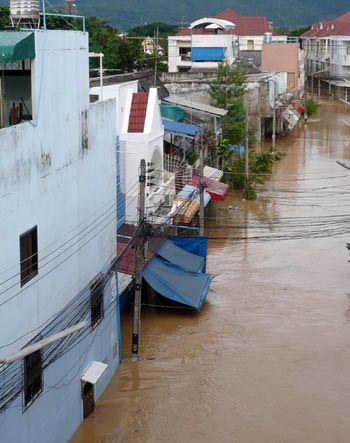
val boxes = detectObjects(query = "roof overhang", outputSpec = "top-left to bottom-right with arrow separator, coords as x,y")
81,361 -> 108,385
0,31 -> 35,63
190,17 -> 235,30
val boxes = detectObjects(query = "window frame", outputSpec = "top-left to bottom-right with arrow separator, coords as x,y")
90,274 -> 104,329
23,349 -> 43,410
20,226 -> 38,287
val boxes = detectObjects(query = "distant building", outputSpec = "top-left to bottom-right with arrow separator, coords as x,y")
65,0 -> 77,15
261,43 -> 305,99
168,9 -> 286,73
301,12 -> 350,100
142,36 -> 164,56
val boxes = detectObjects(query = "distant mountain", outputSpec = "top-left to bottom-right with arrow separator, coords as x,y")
1,0 -> 350,30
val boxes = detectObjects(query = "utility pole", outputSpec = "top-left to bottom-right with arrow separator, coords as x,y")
272,78 -> 276,151
132,159 -> 146,361
199,133 -> 205,236
154,26 -> 159,87
245,94 -> 249,196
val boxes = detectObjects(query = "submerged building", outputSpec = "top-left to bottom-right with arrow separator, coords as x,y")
0,28 -> 120,442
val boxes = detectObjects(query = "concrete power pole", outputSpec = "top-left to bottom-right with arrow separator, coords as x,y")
245,94 -> 249,196
272,78 -> 276,151
199,134 -> 205,236
132,159 -> 146,361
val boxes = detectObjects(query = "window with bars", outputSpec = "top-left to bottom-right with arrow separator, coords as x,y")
24,350 -> 42,409
90,274 -> 104,329
20,226 -> 38,287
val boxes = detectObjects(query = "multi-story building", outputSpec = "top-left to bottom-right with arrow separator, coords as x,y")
0,28 -> 119,443
261,42 -> 305,99
168,17 -> 236,73
301,12 -> 350,100
168,8 -> 285,73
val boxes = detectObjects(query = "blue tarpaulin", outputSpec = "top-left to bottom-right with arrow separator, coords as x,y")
157,240 -> 205,272
162,119 -> 198,137
169,236 -> 208,271
191,47 -> 225,62
143,239 -> 211,310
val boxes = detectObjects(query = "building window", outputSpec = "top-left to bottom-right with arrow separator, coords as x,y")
20,226 -> 38,287
90,274 -> 104,328
24,350 -> 42,408
247,39 -> 254,50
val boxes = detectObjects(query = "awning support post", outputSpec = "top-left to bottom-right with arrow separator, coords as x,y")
132,159 -> 146,361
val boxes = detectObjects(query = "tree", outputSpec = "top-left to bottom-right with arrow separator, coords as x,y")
0,7 -> 9,30
226,150 -> 283,200
209,63 -> 247,147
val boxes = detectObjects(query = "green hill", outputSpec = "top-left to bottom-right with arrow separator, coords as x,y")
0,0 -> 349,30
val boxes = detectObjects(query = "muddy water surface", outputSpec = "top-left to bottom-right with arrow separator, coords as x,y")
72,101 -> 350,443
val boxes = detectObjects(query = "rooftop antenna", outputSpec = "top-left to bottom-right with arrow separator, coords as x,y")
9,0 -> 40,28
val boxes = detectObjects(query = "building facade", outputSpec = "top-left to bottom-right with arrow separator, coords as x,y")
301,12 -> 350,100
0,29 -> 119,443
168,9 -> 285,73
261,43 -> 305,99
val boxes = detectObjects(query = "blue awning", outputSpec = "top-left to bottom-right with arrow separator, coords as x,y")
143,239 -> 211,310
191,47 -> 225,62
143,258 -> 210,310
162,119 -> 198,137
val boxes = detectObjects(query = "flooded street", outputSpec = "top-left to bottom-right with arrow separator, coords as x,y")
72,100 -> 350,443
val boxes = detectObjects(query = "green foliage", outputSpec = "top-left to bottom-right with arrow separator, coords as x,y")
275,27 -> 309,37
0,6 -> 9,30
128,22 -> 178,37
187,152 -> 199,166
306,99 -> 319,116
225,150 -> 282,200
209,63 -> 248,147
0,1 -> 350,30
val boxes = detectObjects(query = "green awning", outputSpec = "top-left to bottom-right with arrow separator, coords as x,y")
0,31 -> 35,63
160,103 -> 186,122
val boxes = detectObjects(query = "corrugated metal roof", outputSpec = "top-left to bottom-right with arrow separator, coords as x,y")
162,119 -> 198,137
163,95 -> 227,118
0,31 -> 35,63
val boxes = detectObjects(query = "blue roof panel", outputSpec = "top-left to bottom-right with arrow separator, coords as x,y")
162,119 -> 198,137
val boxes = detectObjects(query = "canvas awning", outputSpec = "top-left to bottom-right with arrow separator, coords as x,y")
0,31 -> 35,63
143,239 -> 211,310
189,175 -> 230,201
191,47 -> 225,62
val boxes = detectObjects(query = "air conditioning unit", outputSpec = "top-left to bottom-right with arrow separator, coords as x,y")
164,193 -> 174,207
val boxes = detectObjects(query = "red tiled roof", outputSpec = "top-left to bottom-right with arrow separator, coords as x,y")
117,224 -> 166,275
176,8 -> 275,37
216,9 -> 273,35
301,11 -> 350,38
128,93 -> 148,133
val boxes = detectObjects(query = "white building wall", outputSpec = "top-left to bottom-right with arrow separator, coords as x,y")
0,30 -> 116,358
0,30 -> 119,443
90,80 -> 138,135
120,88 -> 164,223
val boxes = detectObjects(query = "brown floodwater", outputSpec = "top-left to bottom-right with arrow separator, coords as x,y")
72,100 -> 350,443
